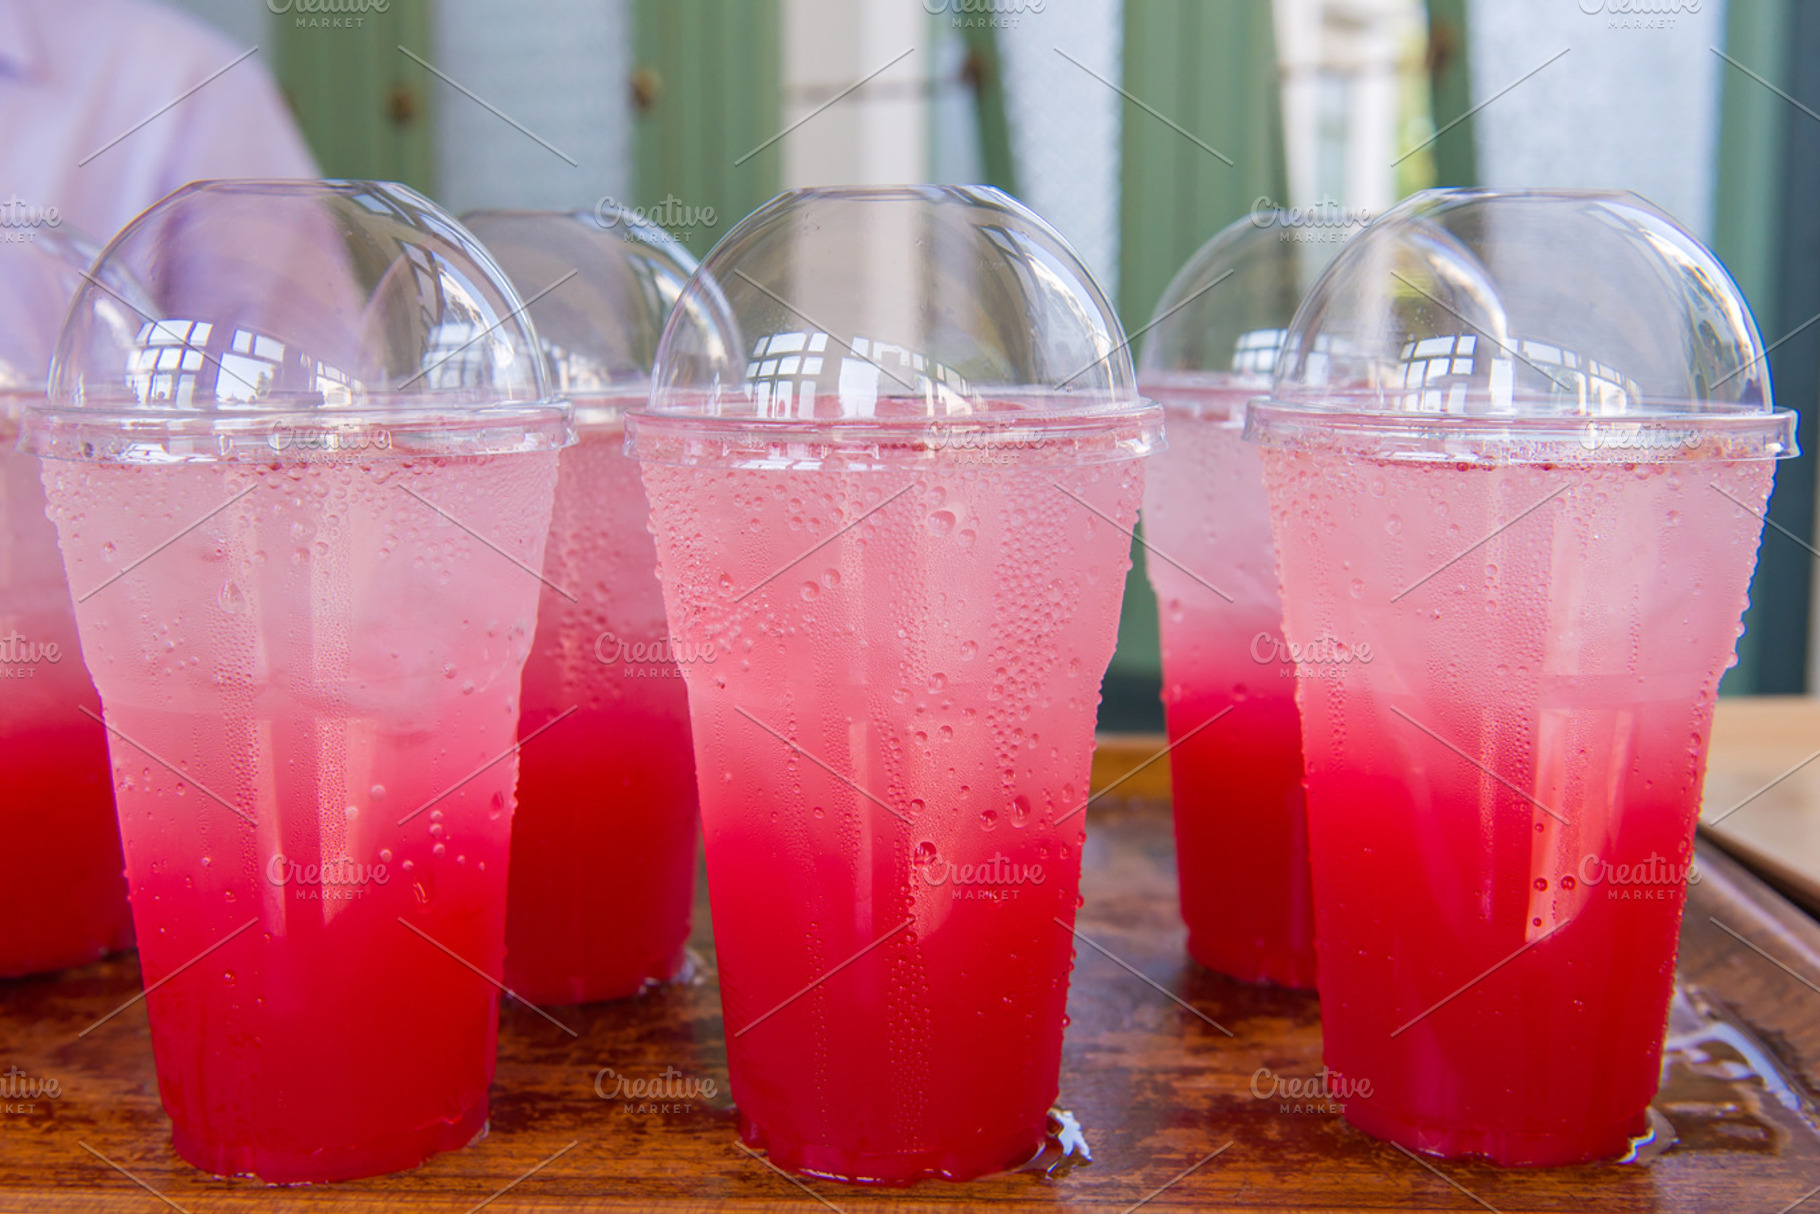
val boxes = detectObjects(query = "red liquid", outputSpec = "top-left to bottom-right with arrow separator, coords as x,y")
44,454 -> 556,1182
0,721 -> 133,975
1262,449 -> 1775,1164
1,431 -> 132,977
1162,678 -> 1315,987
641,442 -> 1144,1182
507,429 -> 698,1005
1142,383 -> 1316,987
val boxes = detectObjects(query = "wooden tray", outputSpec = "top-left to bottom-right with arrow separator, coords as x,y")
5,704 -> 1820,1212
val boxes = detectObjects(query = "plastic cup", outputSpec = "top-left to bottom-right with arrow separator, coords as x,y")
0,230 -> 136,976
630,185 -> 1161,1183
1246,189 -> 1798,1164
1136,212 -> 1352,988
21,180 -> 571,1182
462,208 -> 704,1004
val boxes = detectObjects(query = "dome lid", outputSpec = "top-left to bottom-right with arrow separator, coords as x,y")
1249,189 -> 1797,462
1139,208 -> 1353,391
26,179 -> 570,462
633,185 -> 1160,466
462,206 -> 698,425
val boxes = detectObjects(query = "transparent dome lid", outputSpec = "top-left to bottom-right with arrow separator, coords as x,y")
24,179 -> 571,462
633,185 -> 1160,466
1249,189 -> 1797,462
1138,209 -> 1351,405
462,206 -> 699,428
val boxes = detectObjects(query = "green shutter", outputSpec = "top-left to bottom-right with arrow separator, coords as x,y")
269,0 -> 434,191
1713,0 -> 1796,694
632,0 -> 782,259
1422,0 -> 1475,188
956,23 -> 1018,195
1106,0 -> 1288,729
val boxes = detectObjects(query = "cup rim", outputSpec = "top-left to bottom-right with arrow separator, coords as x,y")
19,397 -> 575,463
1244,395 -> 1799,463
627,399 -> 1164,468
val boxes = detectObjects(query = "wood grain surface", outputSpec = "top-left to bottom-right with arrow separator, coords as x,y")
1700,696 -> 1820,917
3,702 -> 1819,1212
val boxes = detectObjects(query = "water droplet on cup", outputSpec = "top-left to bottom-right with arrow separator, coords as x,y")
927,510 -> 956,535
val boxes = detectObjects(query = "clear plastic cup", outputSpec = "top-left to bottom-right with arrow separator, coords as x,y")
22,180 -> 571,1182
1246,188 -> 1798,1164
0,229 -> 136,977
461,208 -> 704,1004
1137,213 -> 1350,989
630,185 -> 1161,1183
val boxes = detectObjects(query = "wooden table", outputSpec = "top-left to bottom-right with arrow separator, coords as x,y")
5,701 -> 1820,1211
1701,696 -> 1820,917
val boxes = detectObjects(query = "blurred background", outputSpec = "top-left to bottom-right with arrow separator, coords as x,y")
172,0 -> 1817,725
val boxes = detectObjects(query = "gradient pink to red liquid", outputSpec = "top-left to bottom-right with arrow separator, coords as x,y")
1261,447 -> 1773,1164
507,422 -> 698,1005
641,437 -> 1143,1183
0,425 -> 132,977
1141,382 -> 1316,988
42,452 -> 556,1182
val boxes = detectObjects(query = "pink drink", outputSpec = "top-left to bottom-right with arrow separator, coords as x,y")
506,416 -> 698,1004
0,406 -> 132,976
640,433 -> 1143,1182
1261,449 -> 1773,1163
1141,379 -> 1315,988
40,453 -> 557,1182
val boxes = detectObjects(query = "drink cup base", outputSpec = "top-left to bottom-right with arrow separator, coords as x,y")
170,1102 -> 489,1185
738,1109 -> 1046,1185
505,944 -> 690,1007
1342,1097 -> 1646,1167
1184,933 -> 1317,990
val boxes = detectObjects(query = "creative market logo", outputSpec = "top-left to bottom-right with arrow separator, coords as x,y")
1251,632 -> 1372,680
594,196 -> 716,242
0,631 -> 61,667
266,853 -> 390,901
915,848 -> 1045,902
0,197 -> 61,243
1251,1066 -> 1372,1113
594,632 -> 717,676
267,0 -> 390,28
923,0 -> 1046,28
1579,0 -> 1700,30
1579,852 -> 1701,900
1249,197 -> 1371,243
2,1066 -> 60,1115
595,1066 -> 718,1114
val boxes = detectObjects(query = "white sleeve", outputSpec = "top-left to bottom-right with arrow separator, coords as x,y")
151,45 -> 321,197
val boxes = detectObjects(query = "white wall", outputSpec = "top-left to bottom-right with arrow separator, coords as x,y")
780,0 -> 926,187
431,0 -> 633,215
1466,0 -> 1723,238
997,0 -> 1122,298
